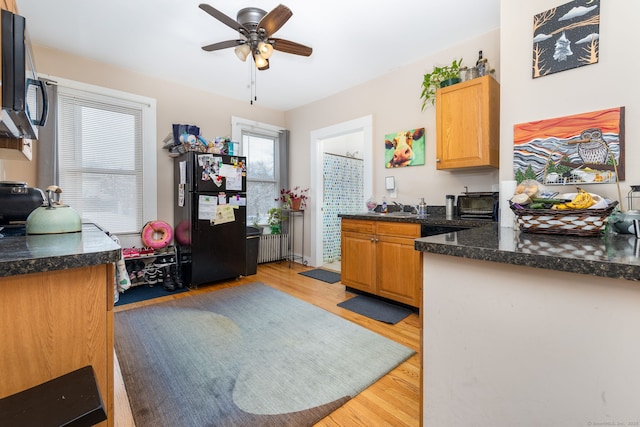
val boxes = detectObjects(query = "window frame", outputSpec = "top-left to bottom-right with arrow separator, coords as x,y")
49,75 -> 157,236
231,117 -> 286,226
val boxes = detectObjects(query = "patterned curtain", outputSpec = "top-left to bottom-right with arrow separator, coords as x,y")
322,154 -> 363,263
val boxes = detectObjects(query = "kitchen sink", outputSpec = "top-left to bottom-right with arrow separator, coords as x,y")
387,211 -> 417,217
420,224 -> 470,237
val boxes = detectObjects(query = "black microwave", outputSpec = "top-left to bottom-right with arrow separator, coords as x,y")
0,8 -> 47,140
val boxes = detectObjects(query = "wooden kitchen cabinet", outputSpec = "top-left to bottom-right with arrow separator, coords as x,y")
0,264 -> 114,426
0,138 -> 33,160
341,219 -> 421,307
1,0 -> 17,13
435,75 -> 500,170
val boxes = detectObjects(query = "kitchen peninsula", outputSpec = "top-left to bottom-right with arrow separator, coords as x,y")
0,223 -> 121,427
416,224 -> 640,426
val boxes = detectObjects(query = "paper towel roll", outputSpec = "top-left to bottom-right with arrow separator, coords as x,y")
500,180 -> 517,228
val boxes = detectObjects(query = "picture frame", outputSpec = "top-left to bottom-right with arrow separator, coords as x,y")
532,0 -> 600,78
384,128 -> 425,168
513,107 -> 625,185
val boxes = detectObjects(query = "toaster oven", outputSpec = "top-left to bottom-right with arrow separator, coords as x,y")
456,191 -> 499,220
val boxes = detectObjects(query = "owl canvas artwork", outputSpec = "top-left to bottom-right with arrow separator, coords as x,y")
513,107 -> 625,185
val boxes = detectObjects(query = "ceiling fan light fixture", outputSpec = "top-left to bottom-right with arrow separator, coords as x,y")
257,59 -> 270,71
258,41 -> 273,59
234,44 -> 251,61
253,52 -> 269,69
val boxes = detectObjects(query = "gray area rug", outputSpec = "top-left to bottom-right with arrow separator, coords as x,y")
114,282 -> 414,426
338,295 -> 414,324
298,268 -> 341,284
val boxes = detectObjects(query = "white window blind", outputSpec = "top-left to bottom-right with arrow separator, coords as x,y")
244,132 -> 278,225
57,86 -> 146,234
232,117 -> 288,227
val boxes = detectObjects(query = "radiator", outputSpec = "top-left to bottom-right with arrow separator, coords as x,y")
258,233 -> 288,263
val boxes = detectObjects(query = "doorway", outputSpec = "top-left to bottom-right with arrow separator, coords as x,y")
309,116 -> 373,269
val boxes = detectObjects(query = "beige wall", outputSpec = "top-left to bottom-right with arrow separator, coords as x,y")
1,29 -> 502,253
285,29 -> 501,207
1,45 -> 285,228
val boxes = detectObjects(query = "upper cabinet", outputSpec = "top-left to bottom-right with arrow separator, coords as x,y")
435,75 -> 500,170
1,0 -> 17,13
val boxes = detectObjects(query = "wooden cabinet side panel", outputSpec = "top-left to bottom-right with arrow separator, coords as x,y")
0,265 -> 112,426
376,236 -> 422,307
487,76 -> 501,167
341,230 -> 376,294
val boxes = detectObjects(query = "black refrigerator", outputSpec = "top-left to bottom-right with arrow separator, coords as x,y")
173,152 -> 247,287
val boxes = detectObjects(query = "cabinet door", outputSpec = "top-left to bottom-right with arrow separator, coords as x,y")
1,0 -> 18,13
341,230 -> 376,294
376,235 -> 422,307
0,265 -> 113,426
436,75 -> 499,170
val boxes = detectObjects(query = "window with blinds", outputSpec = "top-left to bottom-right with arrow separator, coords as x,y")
232,117 -> 288,227
57,86 -> 152,234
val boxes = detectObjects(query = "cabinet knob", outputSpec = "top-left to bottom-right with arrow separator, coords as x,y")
435,158 -> 441,162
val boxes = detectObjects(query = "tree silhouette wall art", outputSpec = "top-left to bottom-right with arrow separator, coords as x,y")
532,0 -> 600,78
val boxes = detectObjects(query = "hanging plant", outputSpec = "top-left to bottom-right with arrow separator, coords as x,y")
420,58 -> 463,110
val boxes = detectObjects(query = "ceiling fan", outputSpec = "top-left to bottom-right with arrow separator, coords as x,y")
199,3 -> 313,71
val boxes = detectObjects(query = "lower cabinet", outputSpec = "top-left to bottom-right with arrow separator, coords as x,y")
341,219 -> 422,307
0,264 -> 114,426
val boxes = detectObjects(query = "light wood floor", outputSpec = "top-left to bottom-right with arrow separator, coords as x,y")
113,262 -> 421,426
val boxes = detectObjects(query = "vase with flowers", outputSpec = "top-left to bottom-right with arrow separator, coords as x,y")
277,186 -> 309,211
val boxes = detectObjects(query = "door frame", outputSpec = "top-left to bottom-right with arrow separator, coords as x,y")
309,115 -> 373,267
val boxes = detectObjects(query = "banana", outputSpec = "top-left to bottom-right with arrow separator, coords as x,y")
553,188 -> 595,210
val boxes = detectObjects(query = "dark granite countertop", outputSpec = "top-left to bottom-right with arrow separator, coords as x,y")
338,212 -> 494,228
415,223 -> 640,282
0,223 -> 121,278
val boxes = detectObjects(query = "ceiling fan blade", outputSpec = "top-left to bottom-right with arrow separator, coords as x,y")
271,38 -> 313,57
259,4 -> 292,37
201,39 -> 243,52
199,3 -> 248,34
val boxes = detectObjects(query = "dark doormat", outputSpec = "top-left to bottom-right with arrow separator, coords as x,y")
337,295 -> 414,324
115,285 -> 188,306
298,269 -> 341,284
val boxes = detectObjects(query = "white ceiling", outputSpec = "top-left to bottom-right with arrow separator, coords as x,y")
18,0 -> 500,111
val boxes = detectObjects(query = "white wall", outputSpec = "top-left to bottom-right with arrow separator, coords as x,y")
500,0 -> 640,207
423,253 -> 640,426
422,1 -> 640,424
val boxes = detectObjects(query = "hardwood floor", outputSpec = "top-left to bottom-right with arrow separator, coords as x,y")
113,262 -> 421,426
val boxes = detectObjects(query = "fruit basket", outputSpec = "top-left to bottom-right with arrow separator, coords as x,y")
510,201 -> 618,236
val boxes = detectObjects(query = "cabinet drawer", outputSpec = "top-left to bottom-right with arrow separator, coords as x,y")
376,222 -> 420,238
341,219 -> 375,233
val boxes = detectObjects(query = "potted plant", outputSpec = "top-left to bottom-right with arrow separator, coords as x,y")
420,58 -> 463,110
277,187 -> 310,210
267,208 -> 282,234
